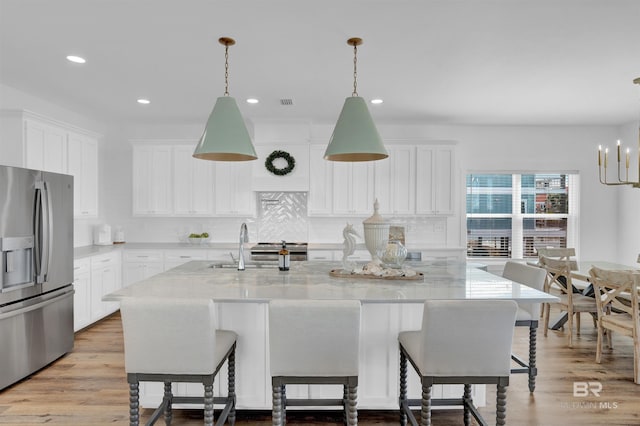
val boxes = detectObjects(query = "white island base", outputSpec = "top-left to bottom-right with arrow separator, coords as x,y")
137,302 -> 485,410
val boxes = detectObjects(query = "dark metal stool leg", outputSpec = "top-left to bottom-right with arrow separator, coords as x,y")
347,384 -> 358,426
421,383 -> 432,426
463,384 -> 472,426
163,381 -> 173,425
529,324 -> 538,392
129,381 -> 140,426
496,383 -> 507,426
399,350 -> 408,426
228,349 -> 236,425
204,383 -> 214,426
272,384 -> 282,426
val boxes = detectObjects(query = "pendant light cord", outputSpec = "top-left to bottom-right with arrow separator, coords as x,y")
352,43 -> 358,97
224,43 -> 230,96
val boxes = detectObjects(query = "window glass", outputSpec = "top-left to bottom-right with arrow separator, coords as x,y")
466,173 -> 574,259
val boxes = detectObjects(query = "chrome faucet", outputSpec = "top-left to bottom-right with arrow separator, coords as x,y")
238,223 -> 248,271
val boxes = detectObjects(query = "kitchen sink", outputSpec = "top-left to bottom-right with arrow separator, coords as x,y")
209,261 -> 279,269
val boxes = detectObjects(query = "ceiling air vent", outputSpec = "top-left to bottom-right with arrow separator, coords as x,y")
280,99 -> 294,106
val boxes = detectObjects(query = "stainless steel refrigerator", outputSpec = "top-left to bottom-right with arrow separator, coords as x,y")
0,165 -> 74,390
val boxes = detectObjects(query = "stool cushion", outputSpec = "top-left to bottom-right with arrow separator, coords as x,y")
269,299 -> 361,377
503,261 -> 546,319
399,300 -> 517,377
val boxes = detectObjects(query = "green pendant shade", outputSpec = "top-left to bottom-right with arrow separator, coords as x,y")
193,96 -> 257,161
324,96 -> 388,162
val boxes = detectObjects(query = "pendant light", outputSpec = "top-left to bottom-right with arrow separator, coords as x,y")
324,37 -> 388,162
193,37 -> 257,161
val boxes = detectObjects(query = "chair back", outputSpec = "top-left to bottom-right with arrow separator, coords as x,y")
502,261 -> 547,318
536,247 -> 575,260
269,299 -> 361,377
589,267 -> 640,323
120,297 -> 218,375
538,255 -> 576,302
417,300 -> 517,377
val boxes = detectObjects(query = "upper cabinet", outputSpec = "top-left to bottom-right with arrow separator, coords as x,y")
308,144 -> 374,216
374,145 -> 416,216
0,110 -> 100,218
332,161 -> 375,216
132,144 -> 173,216
67,132 -> 99,217
173,145 -> 214,216
415,145 -> 455,215
214,161 -> 254,216
131,142 -> 255,217
308,144 -> 333,215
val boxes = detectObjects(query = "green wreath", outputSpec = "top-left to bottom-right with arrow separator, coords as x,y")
265,150 -> 295,176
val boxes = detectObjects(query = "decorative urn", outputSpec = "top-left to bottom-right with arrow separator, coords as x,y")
363,199 -> 389,264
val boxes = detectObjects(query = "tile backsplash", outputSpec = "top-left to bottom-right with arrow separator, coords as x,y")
257,192 -> 308,242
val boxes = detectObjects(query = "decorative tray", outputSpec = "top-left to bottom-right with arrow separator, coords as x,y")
329,269 -> 424,281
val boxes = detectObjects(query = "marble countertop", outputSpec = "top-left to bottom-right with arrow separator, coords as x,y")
104,260 -> 557,304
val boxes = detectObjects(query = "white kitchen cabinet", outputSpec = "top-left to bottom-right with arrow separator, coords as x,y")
132,144 -> 173,216
415,145 -> 455,215
213,161 -> 254,216
90,252 -> 122,321
308,144 -> 333,216
332,161 -> 374,216
173,145 -> 214,216
374,145 -> 416,216
24,118 -> 67,174
122,250 -> 164,287
67,131 -> 98,217
72,258 -> 91,331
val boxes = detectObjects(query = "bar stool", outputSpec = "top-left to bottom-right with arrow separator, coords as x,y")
120,297 -> 237,426
268,299 -> 361,426
502,261 -> 547,392
399,300 -> 517,426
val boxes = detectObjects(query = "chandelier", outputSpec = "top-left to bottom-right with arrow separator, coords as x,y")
597,78 -> 640,188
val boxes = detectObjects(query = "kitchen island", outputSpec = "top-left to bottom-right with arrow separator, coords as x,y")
104,260 -> 557,410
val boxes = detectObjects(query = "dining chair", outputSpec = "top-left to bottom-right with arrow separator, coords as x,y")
588,267 -> 640,384
268,299 -> 361,426
398,299 -> 518,426
502,261 -> 547,392
120,297 -> 237,426
539,255 -> 598,348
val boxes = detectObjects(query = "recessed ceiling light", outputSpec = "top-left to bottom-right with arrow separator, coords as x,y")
66,55 -> 86,64
371,99 -> 383,105
246,98 -> 259,104
137,99 -> 150,105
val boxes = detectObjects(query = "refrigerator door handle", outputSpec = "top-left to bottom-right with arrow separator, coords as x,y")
34,180 -> 52,284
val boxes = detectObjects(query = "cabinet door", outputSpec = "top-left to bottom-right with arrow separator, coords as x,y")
68,132 -> 98,217
374,145 -> 416,215
415,146 -> 454,215
333,162 -> 374,215
25,119 -> 67,173
214,161 -> 254,216
173,145 -> 214,215
132,145 -> 173,215
73,271 -> 91,332
308,145 -> 333,216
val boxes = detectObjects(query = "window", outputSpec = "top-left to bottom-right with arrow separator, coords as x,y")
466,173 -> 578,259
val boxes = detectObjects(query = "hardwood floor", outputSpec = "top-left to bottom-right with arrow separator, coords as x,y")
0,311 -> 638,426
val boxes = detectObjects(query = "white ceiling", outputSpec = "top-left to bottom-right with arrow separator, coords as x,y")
1,0 -> 639,127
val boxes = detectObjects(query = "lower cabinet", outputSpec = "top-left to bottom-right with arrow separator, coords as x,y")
135,303 -> 485,409
122,250 -> 165,287
73,251 -> 122,331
